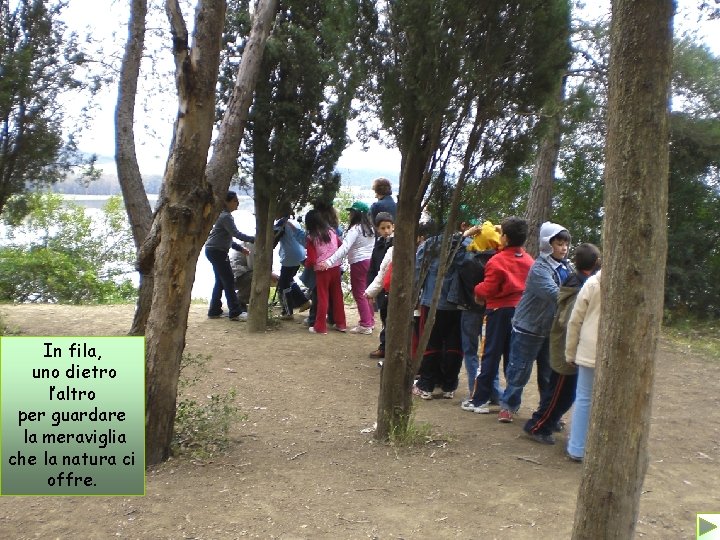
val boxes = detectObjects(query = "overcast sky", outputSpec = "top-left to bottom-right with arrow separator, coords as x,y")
62,0 -> 719,178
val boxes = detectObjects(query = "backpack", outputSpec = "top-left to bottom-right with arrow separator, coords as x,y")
549,282 -> 582,375
448,249 -> 495,310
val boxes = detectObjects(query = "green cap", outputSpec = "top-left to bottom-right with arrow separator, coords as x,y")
347,201 -> 370,213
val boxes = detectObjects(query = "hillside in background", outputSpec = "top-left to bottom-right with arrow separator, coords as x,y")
51,155 -> 399,196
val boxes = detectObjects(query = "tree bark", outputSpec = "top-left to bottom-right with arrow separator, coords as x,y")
145,0 -> 226,466
144,0 -> 278,466
247,187 -> 275,332
375,114 -> 440,438
114,0 -> 155,335
375,148 -> 425,440
571,1 -> 673,537
524,79 -> 565,258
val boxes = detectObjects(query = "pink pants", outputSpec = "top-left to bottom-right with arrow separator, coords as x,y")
350,259 -> 375,328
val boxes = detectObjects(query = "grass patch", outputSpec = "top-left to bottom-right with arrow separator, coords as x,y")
663,318 -> 720,359
173,353 -> 246,459
386,406 -> 434,447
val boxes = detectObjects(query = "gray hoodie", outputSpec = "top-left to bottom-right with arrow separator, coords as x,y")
511,222 -> 570,336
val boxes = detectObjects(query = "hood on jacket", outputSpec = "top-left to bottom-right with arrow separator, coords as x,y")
539,221 -> 570,254
471,221 -> 502,251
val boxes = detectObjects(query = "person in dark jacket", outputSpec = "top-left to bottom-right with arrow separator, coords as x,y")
365,211 -> 394,360
205,191 -> 255,321
369,177 -> 397,224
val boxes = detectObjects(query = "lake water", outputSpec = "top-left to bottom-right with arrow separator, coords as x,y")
2,195 -> 260,302
6,192 -> 378,303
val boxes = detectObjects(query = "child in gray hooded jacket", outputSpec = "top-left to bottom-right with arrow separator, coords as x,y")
496,221 -> 572,423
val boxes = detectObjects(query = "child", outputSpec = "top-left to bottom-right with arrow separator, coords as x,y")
205,191 -> 255,321
304,210 -> 347,335
452,220 -> 502,398
364,246 -> 393,362
317,201 -> 375,334
273,203 -> 310,320
495,221 -> 572,423
522,243 -> 601,444
461,216 -> 533,413
565,269 -> 602,462
365,212 -> 395,359
412,221 -> 469,400
302,201 -> 343,327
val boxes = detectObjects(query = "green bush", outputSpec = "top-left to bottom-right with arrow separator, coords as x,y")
0,193 -> 136,304
173,353 -> 245,459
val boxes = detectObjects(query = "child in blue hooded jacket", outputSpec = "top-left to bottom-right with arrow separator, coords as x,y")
496,221 -> 572,423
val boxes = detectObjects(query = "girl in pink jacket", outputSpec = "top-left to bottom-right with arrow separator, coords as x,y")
305,210 -> 347,334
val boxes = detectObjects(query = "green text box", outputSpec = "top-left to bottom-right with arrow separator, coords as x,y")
1,336 -> 145,495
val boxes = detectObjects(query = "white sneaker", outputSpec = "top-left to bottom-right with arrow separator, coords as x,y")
442,391 -> 455,399
412,384 -> 433,400
349,325 -> 373,335
238,312 -> 248,321
460,400 -> 490,413
308,327 -> 327,335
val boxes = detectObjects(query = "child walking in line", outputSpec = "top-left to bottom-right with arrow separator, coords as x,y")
461,217 -> 534,413
494,221 -> 572,424
304,210 -> 347,335
522,243 -> 601,445
317,201 -> 375,334
412,221 -> 469,400
565,270 -> 602,462
365,212 -> 395,360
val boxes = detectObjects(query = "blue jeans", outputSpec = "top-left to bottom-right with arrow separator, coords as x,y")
206,247 -> 241,318
500,328 -> 552,412
461,310 -> 501,398
568,365 -> 595,459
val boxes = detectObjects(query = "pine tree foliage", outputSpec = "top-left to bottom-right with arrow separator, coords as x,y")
371,0 -> 571,185
0,0 -> 94,215
220,0 -> 371,209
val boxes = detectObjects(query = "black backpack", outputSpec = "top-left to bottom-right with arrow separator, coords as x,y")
448,249 -> 496,310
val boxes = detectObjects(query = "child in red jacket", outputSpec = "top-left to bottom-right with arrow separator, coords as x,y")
461,216 -> 533,413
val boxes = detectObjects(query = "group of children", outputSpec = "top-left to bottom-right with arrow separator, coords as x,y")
206,189 -> 601,462
410,215 -> 601,462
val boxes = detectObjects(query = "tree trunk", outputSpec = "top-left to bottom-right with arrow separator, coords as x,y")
571,1 -> 673,537
247,188 -> 275,332
114,0 -> 154,335
375,142 -> 429,439
524,78 -> 565,258
144,0 -> 278,465
145,0 -> 226,466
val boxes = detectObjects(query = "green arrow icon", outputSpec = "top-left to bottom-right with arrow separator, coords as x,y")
699,516 -> 718,537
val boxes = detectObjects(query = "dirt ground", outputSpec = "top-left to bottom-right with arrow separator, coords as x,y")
0,303 -> 718,539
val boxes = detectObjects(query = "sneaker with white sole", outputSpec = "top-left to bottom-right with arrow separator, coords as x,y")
460,400 -> 490,413
412,384 -> 433,400
498,409 -> 514,423
442,391 -> 455,399
349,325 -> 373,335
308,327 -> 327,335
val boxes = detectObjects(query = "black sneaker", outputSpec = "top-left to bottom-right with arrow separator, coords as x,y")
523,427 -> 555,445
566,451 -> 583,463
